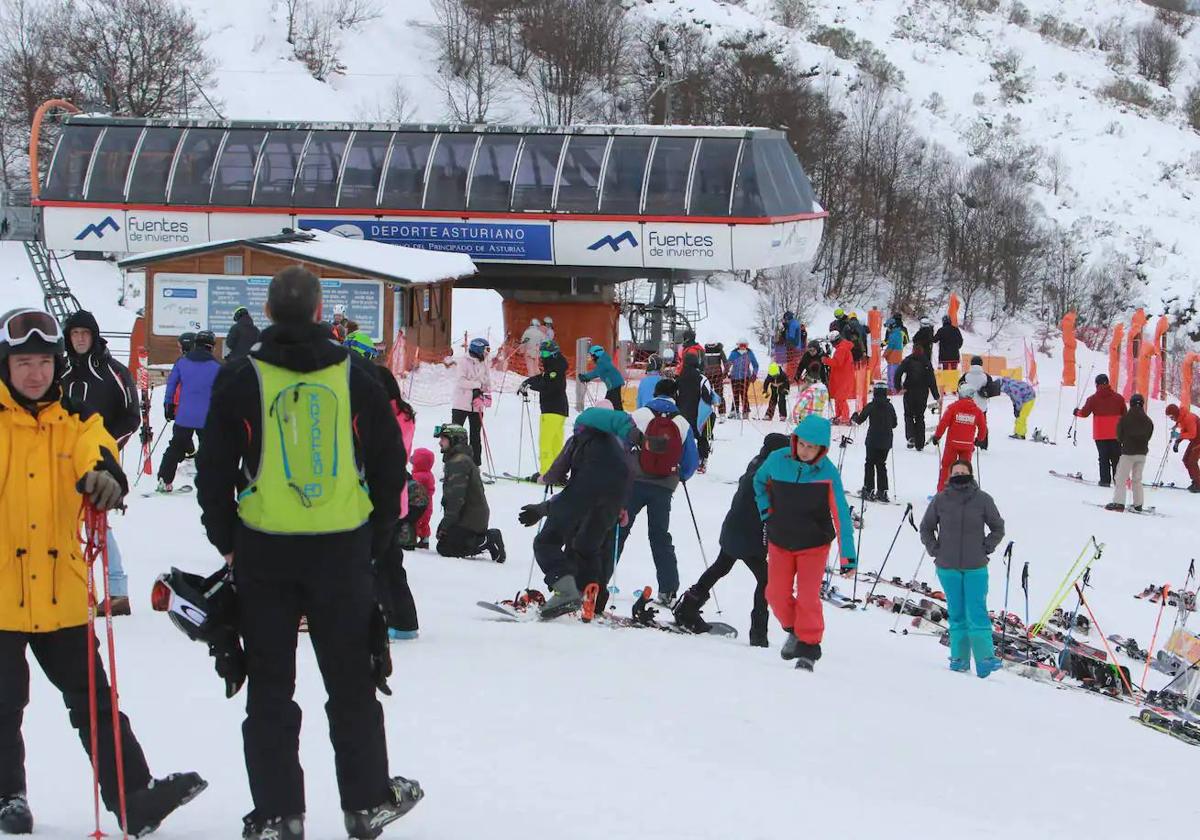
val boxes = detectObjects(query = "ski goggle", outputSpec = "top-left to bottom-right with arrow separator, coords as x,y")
0,309 -> 61,349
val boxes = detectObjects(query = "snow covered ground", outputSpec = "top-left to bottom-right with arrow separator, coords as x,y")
17,326 -> 1200,838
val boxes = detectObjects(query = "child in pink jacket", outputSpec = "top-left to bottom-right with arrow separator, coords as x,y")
409,448 -> 437,549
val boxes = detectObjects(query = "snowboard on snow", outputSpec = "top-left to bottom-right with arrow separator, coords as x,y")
140,484 -> 194,498
1083,501 -> 1165,517
1048,470 -> 1095,485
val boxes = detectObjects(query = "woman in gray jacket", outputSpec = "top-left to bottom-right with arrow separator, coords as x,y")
919,459 -> 1005,677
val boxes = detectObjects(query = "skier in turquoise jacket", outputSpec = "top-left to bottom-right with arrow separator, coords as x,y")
579,345 -> 626,410
752,414 -> 857,671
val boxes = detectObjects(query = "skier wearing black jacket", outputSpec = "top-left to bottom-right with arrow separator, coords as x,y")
932,316 -> 963,370
851,382 -> 898,501
519,407 -> 633,617
196,266 -> 421,839
224,306 -> 261,360
673,433 -> 790,647
675,352 -> 715,467
62,310 -> 140,446
911,317 -> 935,359
519,339 -> 569,478
795,341 -> 828,385
894,344 -> 940,450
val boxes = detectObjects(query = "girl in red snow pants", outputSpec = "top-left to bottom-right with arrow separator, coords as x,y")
765,543 -> 831,645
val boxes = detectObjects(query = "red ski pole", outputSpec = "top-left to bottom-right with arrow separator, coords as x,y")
1141,583 -> 1171,692
82,503 -> 130,839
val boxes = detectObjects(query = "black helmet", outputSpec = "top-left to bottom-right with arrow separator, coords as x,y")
179,331 -> 196,352
681,328 -> 696,345
195,330 -> 216,349
1130,393 -> 1145,408
151,567 -> 245,698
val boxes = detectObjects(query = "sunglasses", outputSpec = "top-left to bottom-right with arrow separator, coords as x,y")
1,309 -> 61,349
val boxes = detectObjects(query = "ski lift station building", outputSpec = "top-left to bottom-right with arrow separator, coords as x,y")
32,111 -> 827,360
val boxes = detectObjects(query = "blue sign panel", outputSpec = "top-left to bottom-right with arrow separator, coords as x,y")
299,218 -> 553,263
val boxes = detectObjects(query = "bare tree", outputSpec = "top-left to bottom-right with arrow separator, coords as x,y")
771,0 -> 811,29
1133,20 -> 1182,88
753,265 -> 818,346
422,0 -> 507,122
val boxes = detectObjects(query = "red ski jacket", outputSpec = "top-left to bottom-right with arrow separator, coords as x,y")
935,397 -> 988,447
1075,385 -> 1126,441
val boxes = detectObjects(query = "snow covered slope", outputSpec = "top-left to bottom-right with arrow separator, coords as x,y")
20,333 -> 1200,838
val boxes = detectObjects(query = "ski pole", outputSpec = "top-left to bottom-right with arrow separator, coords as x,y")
82,503 -> 129,839
479,415 -> 497,477
1141,582 -> 1171,692
132,419 -> 173,488
890,549 -> 928,633
681,480 -> 720,614
890,445 -> 898,499
517,398 -> 527,479
524,484 -> 552,592
851,490 -> 866,604
1066,362 -> 1095,446
1000,541 -> 1014,660
1073,580 -> 1136,697
607,522 -> 621,595
862,503 -> 916,610
525,397 -> 538,475
1021,561 -> 1031,663
1031,537 -> 1101,636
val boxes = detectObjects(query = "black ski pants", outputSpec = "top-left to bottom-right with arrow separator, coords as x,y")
158,424 -> 202,485
234,524 -> 390,816
0,626 -> 151,811
694,550 -> 768,639
534,502 -> 621,592
436,525 -> 490,558
377,535 -> 418,633
605,387 -> 624,412
765,390 -> 787,420
1095,439 -> 1121,485
903,393 -> 927,450
450,409 -> 483,466
863,446 -> 890,494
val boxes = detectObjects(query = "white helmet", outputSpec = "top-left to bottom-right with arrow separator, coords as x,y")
958,383 -> 977,399
544,316 -> 554,325
531,318 -> 541,327
828,331 -> 841,342
333,304 -> 347,317
920,316 -> 932,327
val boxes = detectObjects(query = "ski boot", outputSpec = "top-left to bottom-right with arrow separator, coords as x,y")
1190,484 -> 1200,494
672,588 -> 711,634
155,479 -> 173,494
876,491 -> 890,503
483,529 -> 506,563
794,642 -> 822,672
1132,505 -> 1146,513
948,658 -> 970,673
126,772 -> 208,837
243,811 -> 304,840
975,657 -> 1003,679
344,776 -> 424,839
540,575 -> 582,619
655,590 -> 677,608
416,538 -> 430,550
748,631 -> 768,648
1105,502 -> 1125,512
780,630 -> 801,661
859,488 -> 875,502
0,794 -> 32,834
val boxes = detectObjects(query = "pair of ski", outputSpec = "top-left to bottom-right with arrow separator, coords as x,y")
860,571 -> 945,602
141,484 -> 194,499
1134,584 -> 1196,611
1132,708 -> 1200,747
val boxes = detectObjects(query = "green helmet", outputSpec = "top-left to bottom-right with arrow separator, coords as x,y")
539,339 -> 560,358
435,423 -> 470,448
345,330 -> 378,359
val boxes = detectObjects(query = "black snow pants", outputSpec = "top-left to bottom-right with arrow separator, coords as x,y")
450,409 -> 483,467
903,393 -> 927,450
234,524 -> 390,816
377,534 -> 418,633
535,502 -> 621,594
158,425 -> 202,485
0,626 -> 152,812
1095,439 -> 1121,486
863,446 -> 890,494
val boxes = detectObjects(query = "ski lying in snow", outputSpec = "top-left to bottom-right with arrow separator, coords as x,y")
601,587 -> 738,638
482,472 -> 540,485
477,589 -> 548,621
820,583 -> 859,609
476,601 -> 527,621
140,484 -> 194,498
1048,470 -> 1095,485
1132,709 -> 1200,747
1083,501 -> 1164,517
1147,481 -> 1194,492
1106,634 -> 1148,660
848,492 -> 901,506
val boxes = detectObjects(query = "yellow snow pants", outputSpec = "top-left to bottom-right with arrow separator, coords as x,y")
1015,400 -> 1035,438
540,413 -> 566,474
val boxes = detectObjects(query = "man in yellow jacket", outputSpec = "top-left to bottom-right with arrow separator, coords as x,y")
0,308 -> 205,836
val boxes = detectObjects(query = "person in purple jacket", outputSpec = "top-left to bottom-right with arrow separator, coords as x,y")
158,329 -> 221,492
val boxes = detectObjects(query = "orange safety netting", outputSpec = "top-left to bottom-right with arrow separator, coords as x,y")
1181,353 -> 1199,417
1060,311 -> 1077,386
1108,323 -> 1124,389
1124,308 -> 1147,399
1151,316 -> 1170,400
1136,339 -> 1156,398
868,309 -> 882,382
948,293 -> 961,327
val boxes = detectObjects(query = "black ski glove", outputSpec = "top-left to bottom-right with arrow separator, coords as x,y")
369,605 -> 393,696
978,437 -> 988,451
208,629 -> 246,699
1174,439 -> 1182,453
519,502 -> 549,527
164,402 -> 176,421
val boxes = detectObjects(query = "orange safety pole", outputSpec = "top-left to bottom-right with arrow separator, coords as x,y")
1181,352 -> 1199,418
868,309 -> 882,382
29,98 -> 80,200
948,294 -> 961,327
1108,323 -> 1124,391
1060,312 -> 1077,386
1151,316 -> 1169,400
1124,308 -> 1146,400
1135,340 -> 1155,398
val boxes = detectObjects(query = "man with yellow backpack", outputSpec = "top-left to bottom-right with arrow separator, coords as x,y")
196,267 -> 421,839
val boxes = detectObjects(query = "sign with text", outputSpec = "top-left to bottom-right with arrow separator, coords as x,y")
298,217 -> 553,263
152,273 -> 386,339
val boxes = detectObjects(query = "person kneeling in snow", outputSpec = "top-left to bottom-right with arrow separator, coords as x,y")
753,415 -> 857,671
919,459 -> 1005,678
519,408 -> 633,618
434,424 -> 506,562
